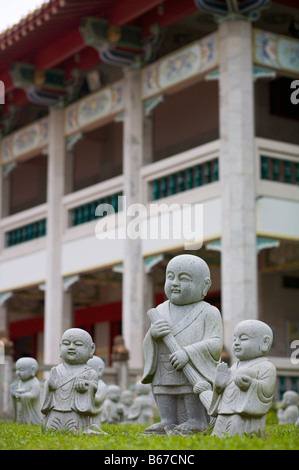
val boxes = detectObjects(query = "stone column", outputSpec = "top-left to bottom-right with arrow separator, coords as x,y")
0,304 -> 8,331
0,163 -> 10,252
44,108 -> 72,365
0,164 -> 9,327
0,330 -> 14,420
219,20 -> 257,355
122,69 -> 145,369
143,114 -> 155,337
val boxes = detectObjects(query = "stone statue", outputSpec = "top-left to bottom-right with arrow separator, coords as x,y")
142,254 -> 223,435
86,355 -> 108,433
10,357 -> 42,425
101,384 -> 125,424
277,391 -> 299,425
206,320 -> 276,437
41,328 -> 102,433
112,335 -> 130,390
120,389 -> 134,422
127,381 -> 154,425
111,335 -> 129,362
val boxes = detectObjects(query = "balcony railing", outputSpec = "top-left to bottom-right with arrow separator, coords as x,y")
152,159 -> 219,200
256,138 -> 299,197
6,218 -> 46,247
71,192 -> 123,227
62,175 -> 124,233
141,140 -> 221,203
0,203 -> 48,253
261,155 -> 299,185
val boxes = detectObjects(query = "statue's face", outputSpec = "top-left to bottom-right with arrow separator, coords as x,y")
15,359 -> 35,381
121,393 -> 133,406
233,325 -> 264,361
164,260 -> 206,305
282,392 -> 297,407
108,387 -> 121,402
60,331 -> 94,365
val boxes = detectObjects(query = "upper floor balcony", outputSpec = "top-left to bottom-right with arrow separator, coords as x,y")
0,135 -> 298,294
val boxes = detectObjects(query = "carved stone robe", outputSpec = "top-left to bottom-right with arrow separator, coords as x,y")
41,363 -> 99,431
209,357 -> 277,437
11,377 -> 42,425
141,300 -> 223,394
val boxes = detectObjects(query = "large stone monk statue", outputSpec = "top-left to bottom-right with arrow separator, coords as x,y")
141,254 -> 223,436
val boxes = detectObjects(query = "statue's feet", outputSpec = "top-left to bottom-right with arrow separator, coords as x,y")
143,421 -> 175,435
84,424 -> 108,435
173,419 -> 208,436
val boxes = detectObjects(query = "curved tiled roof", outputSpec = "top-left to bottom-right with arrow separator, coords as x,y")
0,1 -> 55,41
0,0 -> 114,50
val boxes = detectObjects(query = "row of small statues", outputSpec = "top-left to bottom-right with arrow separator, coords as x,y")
7,255 -> 299,437
11,354 -> 154,433
11,351 -> 299,431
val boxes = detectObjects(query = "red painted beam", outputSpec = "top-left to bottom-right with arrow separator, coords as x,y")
141,0 -> 197,37
109,0 -> 164,26
63,47 -> 100,81
35,27 -> 86,70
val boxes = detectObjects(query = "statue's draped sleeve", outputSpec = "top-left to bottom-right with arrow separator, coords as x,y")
183,306 -> 223,383
142,301 -> 223,386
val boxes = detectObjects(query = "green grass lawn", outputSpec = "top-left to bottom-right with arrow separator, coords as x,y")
0,420 -> 298,451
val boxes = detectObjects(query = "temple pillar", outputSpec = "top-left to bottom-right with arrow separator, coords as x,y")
219,20 -> 258,355
44,108 -> 72,364
122,69 -> 145,369
0,164 -> 9,329
0,304 -> 7,331
143,114 -> 155,337
0,163 -> 9,252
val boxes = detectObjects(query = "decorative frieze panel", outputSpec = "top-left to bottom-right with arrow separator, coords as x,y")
254,29 -> 299,75
1,117 -> 49,165
141,32 -> 219,100
64,80 -> 124,136
1,29 -> 298,166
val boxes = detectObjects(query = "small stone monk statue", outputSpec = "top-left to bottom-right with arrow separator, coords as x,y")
41,328 -> 101,433
205,320 -> 277,437
127,381 -> 154,425
277,391 -> 299,425
86,355 -> 108,433
101,385 -> 125,424
120,389 -> 134,422
10,357 -> 42,425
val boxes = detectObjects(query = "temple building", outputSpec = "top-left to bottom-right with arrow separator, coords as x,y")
0,0 -> 298,389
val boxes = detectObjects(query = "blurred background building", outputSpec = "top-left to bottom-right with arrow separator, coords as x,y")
0,0 -> 298,395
